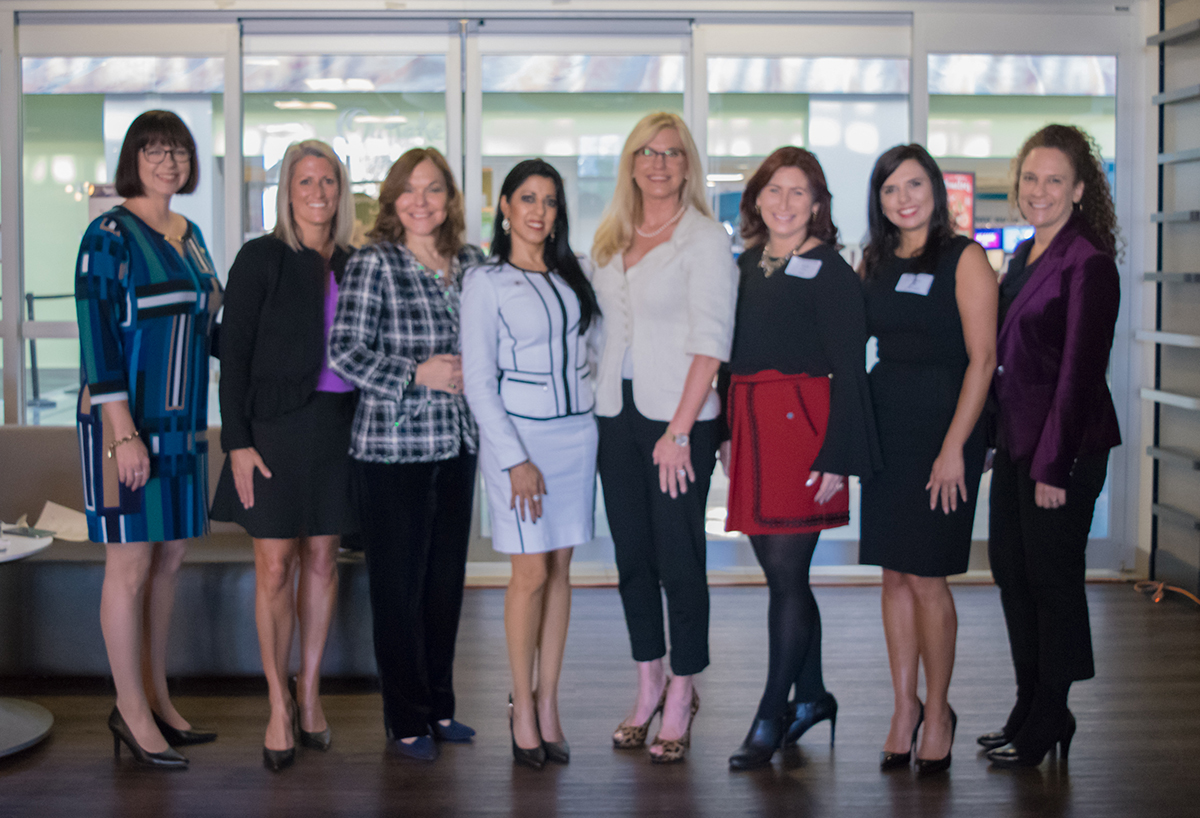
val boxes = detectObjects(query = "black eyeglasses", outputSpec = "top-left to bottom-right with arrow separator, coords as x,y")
635,147 -> 684,162
143,146 -> 191,165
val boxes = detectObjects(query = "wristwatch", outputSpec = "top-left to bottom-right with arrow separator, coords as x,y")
672,433 -> 689,447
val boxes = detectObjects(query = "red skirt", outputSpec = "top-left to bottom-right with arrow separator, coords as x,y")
725,370 -> 849,535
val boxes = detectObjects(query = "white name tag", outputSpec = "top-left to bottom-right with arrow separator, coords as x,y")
784,257 -> 822,279
895,272 -> 934,295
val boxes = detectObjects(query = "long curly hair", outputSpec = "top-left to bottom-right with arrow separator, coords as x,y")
739,146 -> 839,249
1012,124 -> 1118,258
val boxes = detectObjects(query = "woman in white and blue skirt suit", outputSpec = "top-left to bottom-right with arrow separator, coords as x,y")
461,159 -> 601,770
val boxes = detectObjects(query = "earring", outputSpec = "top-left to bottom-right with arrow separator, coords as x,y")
550,226 -> 556,241
754,203 -> 761,214
502,217 -> 511,234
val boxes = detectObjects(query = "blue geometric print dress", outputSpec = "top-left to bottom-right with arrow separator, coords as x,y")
74,206 -> 223,543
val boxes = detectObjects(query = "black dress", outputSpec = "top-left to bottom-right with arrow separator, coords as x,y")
858,236 -> 985,577
210,236 -> 358,539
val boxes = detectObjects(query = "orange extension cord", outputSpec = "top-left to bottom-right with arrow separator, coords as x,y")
1134,580 -> 1200,608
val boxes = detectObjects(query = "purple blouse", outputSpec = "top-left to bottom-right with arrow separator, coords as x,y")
316,268 -> 354,393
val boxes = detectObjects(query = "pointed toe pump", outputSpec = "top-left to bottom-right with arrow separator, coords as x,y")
880,702 -> 924,771
109,707 -> 188,770
509,695 -> 546,770
152,712 -> 217,747
915,706 -> 957,776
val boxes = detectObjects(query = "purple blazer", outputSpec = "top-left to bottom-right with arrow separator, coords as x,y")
993,213 -> 1121,488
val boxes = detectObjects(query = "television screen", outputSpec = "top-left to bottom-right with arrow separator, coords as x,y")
1002,225 -> 1035,253
974,228 -> 1002,250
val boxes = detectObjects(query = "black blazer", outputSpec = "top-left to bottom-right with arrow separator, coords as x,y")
218,235 -> 352,452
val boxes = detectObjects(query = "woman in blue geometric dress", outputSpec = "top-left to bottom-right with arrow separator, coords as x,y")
74,110 -> 222,768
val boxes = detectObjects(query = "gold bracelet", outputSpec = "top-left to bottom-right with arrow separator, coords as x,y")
107,432 -> 140,459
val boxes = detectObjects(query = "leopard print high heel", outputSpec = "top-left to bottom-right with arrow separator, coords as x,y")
612,685 -> 669,749
649,687 -> 701,764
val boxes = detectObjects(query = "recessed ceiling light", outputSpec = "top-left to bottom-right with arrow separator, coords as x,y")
304,78 -> 375,92
274,100 -> 337,110
353,115 -> 408,124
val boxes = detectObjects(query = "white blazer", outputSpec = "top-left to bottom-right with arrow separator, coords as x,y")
591,207 -> 738,421
461,261 -> 597,471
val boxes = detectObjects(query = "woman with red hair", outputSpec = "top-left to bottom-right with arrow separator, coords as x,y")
721,146 -> 881,770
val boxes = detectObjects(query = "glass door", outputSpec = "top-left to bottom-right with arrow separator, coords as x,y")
16,22 -> 235,426
694,22 -> 912,561
470,32 -> 690,252
466,29 -> 690,557
241,33 -> 458,248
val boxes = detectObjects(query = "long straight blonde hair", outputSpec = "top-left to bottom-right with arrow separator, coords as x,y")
591,112 -> 713,268
274,140 -> 355,252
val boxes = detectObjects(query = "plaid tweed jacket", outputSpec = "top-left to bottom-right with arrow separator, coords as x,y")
329,240 -> 485,463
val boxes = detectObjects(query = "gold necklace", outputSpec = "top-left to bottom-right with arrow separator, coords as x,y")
759,241 -> 805,277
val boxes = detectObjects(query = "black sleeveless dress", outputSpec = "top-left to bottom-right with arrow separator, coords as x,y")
858,236 -> 985,577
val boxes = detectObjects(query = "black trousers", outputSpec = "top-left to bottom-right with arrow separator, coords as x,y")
597,381 -> 717,677
988,446 -> 1109,687
357,453 -> 477,739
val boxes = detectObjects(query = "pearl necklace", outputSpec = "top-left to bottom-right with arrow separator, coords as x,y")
634,205 -> 686,239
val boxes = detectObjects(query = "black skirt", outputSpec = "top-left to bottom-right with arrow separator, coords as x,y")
211,391 -> 359,539
858,360 -> 985,578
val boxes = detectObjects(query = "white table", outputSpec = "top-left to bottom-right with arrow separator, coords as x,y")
0,527 -> 55,757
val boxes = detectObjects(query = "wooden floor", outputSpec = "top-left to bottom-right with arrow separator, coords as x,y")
2,583 -> 1199,818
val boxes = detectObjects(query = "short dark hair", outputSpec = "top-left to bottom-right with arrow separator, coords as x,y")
739,146 -> 839,249
862,143 -> 955,280
114,110 -> 199,198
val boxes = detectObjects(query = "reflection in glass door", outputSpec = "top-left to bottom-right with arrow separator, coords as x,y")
478,52 -> 685,252
707,56 -> 910,263
20,55 -> 225,425
242,51 -> 450,247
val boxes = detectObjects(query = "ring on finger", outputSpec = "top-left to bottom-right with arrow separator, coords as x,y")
676,468 -> 687,476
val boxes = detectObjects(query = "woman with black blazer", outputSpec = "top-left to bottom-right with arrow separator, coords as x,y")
211,140 -> 358,771
982,125 -> 1121,768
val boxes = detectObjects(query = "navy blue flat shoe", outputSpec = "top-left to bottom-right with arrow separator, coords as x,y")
387,735 -> 439,761
432,719 -> 476,743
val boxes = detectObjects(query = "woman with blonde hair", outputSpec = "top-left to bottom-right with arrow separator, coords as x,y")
212,139 -> 358,771
591,112 -> 739,764
329,147 -> 485,762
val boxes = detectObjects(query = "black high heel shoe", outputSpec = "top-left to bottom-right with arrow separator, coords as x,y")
152,711 -> 217,746
108,707 -> 188,770
263,696 -> 298,772
289,677 -> 331,751
531,688 -> 568,763
976,727 -> 1012,751
915,706 -> 957,776
880,701 -> 924,771
542,738 -> 570,764
509,695 -> 546,770
988,711 -> 1076,768
728,716 -> 786,771
784,692 -> 838,747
